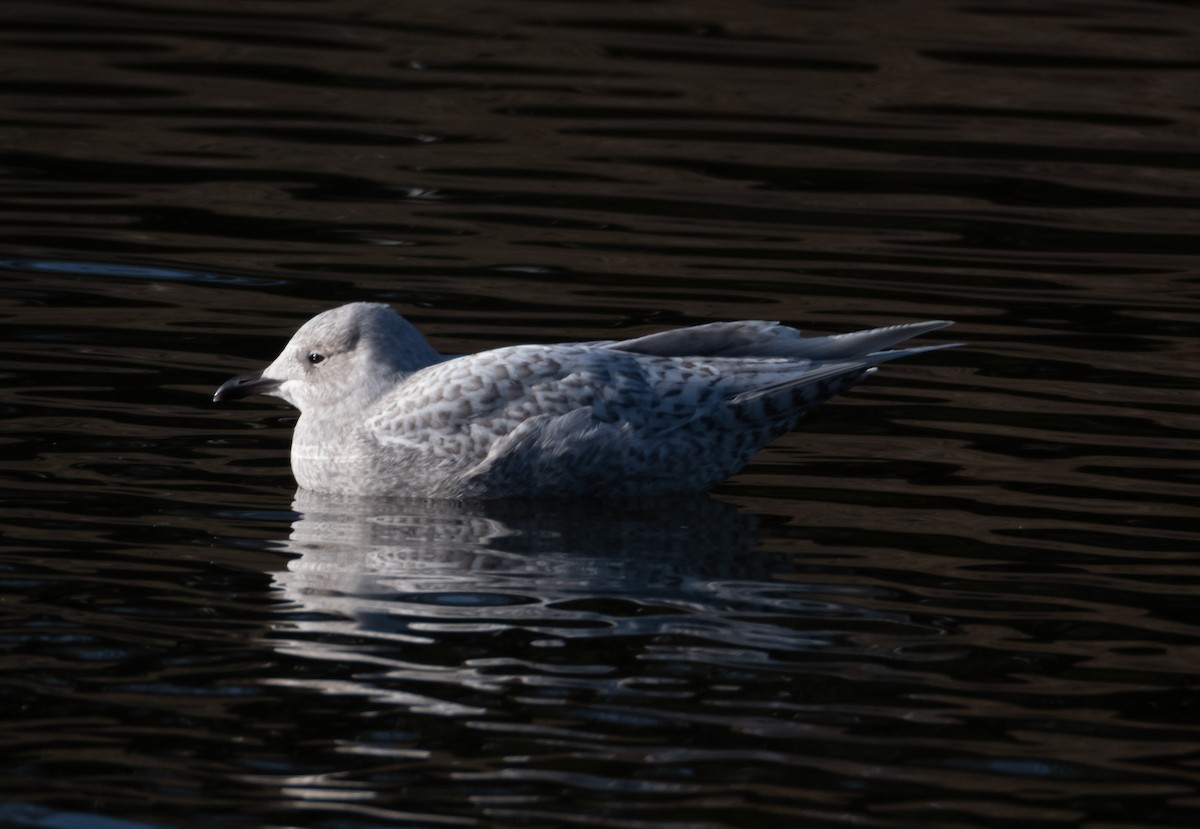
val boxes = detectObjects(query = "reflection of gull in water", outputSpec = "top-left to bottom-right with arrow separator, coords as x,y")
268,492 -> 773,710
264,493 -> 932,718
215,303 -> 955,498
279,490 -> 765,612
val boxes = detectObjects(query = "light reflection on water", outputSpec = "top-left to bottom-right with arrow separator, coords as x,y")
1,0 -> 1199,827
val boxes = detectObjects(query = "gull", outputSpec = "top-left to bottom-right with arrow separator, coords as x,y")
214,303 -> 955,498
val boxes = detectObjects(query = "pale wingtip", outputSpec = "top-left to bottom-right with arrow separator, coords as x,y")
908,319 -> 954,332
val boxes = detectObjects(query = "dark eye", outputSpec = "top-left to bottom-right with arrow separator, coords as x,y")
308,352 -> 325,364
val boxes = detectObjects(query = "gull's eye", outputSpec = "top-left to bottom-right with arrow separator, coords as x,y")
308,352 -> 325,364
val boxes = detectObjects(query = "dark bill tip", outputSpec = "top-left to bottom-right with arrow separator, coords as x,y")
213,370 -> 281,403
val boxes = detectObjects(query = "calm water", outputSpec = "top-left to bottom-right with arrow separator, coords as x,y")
2,1 -> 1199,827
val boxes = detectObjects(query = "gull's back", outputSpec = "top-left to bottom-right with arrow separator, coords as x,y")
305,317 -> 957,498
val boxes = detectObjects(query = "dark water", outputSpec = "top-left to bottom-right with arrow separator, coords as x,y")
2,1 -> 1199,827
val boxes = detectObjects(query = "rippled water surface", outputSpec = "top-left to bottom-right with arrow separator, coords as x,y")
2,1 -> 1199,827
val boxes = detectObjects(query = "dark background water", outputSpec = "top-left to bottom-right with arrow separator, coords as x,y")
2,1 -> 1199,827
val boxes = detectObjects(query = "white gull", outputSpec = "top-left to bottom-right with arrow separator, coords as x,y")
214,303 -> 956,498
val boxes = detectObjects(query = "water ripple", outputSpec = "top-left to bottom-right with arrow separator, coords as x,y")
1,0 -> 1199,827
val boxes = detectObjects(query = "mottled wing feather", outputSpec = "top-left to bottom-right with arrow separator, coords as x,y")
357,320 -> 953,496
365,345 -> 608,453
367,344 -> 880,446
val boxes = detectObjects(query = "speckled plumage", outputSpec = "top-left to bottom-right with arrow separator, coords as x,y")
214,303 -> 955,498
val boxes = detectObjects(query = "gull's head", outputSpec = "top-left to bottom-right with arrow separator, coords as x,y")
213,303 -> 441,412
